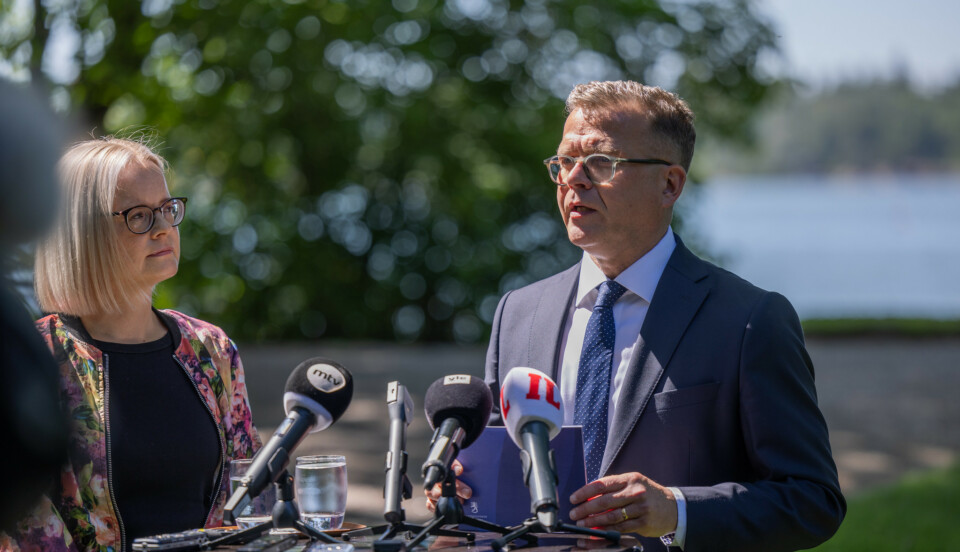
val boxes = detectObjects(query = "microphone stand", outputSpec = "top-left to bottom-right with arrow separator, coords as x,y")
489,445 -> 620,551
208,471 -> 342,549
273,470 -> 342,543
366,473 -> 427,550
489,514 -> 621,551
343,464 -> 492,552
347,468 -> 429,549
403,470 -> 513,550
342,381 -> 433,549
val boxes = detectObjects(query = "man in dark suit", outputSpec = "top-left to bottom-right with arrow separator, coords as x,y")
483,81 -> 845,551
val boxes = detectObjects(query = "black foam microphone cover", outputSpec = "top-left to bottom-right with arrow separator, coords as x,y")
423,375 -> 492,448
284,358 -> 353,427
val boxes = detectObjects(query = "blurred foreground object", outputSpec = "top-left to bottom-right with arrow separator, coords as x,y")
0,80 -> 69,531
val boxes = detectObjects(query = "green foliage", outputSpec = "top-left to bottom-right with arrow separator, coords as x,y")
3,0 -> 779,342
699,77 -> 960,175
812,462 -> 960,551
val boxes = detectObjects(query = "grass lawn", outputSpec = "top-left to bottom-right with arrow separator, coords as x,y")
812,461 -> 960,551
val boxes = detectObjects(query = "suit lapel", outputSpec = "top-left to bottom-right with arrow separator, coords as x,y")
527,263 -> 580,382
601,237 -> 710,476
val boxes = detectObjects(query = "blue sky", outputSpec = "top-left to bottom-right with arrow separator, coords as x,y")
760,0 -> 960,90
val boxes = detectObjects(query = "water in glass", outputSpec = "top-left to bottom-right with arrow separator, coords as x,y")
229,459 -> 275,529
295,456 -> 347,531
229,476 -> 272,528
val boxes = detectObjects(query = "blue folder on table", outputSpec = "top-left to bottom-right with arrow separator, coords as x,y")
457,426 -> 586,527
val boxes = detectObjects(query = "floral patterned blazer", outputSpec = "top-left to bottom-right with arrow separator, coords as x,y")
0,310 -> 262,552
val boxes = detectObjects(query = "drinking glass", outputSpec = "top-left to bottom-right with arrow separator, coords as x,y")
295,455 -> 347,531
229,459 -> 275,529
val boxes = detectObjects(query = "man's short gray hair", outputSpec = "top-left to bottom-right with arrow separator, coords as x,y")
566,81 -> 696,171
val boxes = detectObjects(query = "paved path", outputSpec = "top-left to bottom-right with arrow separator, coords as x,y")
239,337 -> 960,527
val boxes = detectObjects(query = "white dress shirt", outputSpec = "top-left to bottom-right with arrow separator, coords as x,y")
558,229 -> 675,428
557,228 -> 688,548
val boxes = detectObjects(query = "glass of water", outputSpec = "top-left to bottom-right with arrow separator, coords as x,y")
229,459 -> 275,529
295,455 -> 347,531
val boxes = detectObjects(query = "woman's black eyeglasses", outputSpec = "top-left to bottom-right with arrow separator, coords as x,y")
112,197 -> 188,234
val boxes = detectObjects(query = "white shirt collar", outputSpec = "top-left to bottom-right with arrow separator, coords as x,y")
576,228 -> 677,307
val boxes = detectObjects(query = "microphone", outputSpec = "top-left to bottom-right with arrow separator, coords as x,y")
420,375 -> 492,490
501,367 -> 564,530
224,358 -> 353,523
383,381 -> 414,523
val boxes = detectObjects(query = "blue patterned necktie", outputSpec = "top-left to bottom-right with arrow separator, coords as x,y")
574,280 -> 627,482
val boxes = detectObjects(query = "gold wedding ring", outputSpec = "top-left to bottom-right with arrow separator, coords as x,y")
620,507 -> 629,522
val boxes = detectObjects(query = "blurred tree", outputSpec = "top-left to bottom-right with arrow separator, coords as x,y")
1,0 -> 779,342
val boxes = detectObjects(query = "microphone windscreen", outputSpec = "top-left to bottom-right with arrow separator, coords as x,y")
284,358 -> 353,432
501,368 -> 563,447
423,375 -> 492,448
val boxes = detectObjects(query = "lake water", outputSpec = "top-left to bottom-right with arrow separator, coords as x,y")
681,173 -> 960,319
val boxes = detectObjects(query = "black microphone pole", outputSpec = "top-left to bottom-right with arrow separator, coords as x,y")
224,407 -> 316,523
404,468 -> 514,551
368,382 -> 432,550
490,367 -> 623,551
208,470 -> 342,549
357,383 -> 480,551
351,379 -> 513,551
405,376 -> 516,549
384,382 -> 413,524
421,418 -> 465,490
224,358 -> 354,526
520,421 -> 559,529
216,358 -> 355,548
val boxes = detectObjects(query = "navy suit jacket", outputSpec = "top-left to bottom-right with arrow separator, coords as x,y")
485,235 -> 845,552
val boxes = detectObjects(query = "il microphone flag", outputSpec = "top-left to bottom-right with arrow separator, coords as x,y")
500,367 -> 564,529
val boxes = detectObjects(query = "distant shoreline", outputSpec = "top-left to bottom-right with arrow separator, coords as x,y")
802,317 -> 960,339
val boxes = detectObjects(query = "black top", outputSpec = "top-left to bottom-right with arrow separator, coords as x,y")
94,330 -> 221,550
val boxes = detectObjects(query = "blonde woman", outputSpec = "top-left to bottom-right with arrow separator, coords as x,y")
2,137 -> 262,552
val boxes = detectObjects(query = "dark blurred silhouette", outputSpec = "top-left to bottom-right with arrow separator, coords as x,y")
0,80 -> 69,532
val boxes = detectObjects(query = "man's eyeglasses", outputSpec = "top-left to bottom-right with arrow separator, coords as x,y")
112,197 -> 188,234
543,153 -> 673,185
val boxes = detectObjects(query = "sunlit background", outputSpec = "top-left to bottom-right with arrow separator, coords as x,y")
0,0 -> 787,342
3,0 -> 959,545
687,0 -> 960,325
4,0 -> 958,339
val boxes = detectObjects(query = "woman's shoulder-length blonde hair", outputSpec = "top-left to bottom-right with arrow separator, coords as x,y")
35,136 -> 169,316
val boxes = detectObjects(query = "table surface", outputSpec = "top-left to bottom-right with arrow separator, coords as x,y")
210,530 -> 642,552
426,532 -> 641,552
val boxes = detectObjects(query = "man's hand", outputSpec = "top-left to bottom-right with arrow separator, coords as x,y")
568,472 -> 677,537
424,460 -> 473,512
